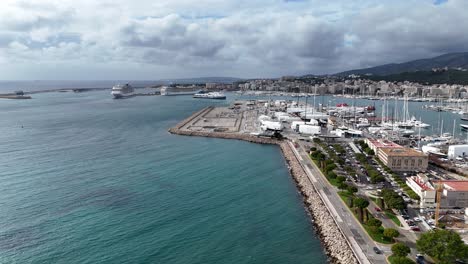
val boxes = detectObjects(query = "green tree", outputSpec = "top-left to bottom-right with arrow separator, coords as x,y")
366,218 -> 382,232
353,197 -> 369,223
338,182 -> 348,190
391,243 -> 410,257
325,163 -> 337,172
347,185 -> 358,195
416,229 -> 468,264
383,228 -> 400,241
327,171 -> 337,179
336,176 -> 346,183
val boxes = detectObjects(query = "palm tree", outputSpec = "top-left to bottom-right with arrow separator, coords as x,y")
353,197 -> 370,223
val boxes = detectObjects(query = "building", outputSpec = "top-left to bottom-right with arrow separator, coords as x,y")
448,145 -> 468,160
378,147 -> 428,172
407,175 -> 468,209
365,138 -> 403,154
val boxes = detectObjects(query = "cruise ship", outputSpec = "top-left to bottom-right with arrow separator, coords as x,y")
193,91 -> 226,100
111,84 -> 134,99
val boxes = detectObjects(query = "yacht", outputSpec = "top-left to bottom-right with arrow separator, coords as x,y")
461,124 -> 468,130
111,84 -> 134,99
461,114 -> 468,121
193,91 -> 226,100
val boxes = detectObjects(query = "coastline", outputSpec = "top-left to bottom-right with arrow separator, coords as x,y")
168,108 -> 358,263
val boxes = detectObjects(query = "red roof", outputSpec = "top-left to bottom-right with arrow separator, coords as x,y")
442,181 -> 468,192
368,139 -> 403,149
410,176 -> 434,191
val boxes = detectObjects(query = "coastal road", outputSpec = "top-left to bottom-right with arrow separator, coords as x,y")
293,141 -> 388,264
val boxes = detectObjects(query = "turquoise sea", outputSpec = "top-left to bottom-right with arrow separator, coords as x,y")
0,90 -> 327,264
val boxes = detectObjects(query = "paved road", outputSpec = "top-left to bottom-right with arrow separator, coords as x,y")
293,141 -> 387,264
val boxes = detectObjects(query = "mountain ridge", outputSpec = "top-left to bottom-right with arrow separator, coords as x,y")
337,52 -> 468,76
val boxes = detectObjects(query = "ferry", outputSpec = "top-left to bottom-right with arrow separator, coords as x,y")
111,84 -> 134,99
193,91 -> 226,100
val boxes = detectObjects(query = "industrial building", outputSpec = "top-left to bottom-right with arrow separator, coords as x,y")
448,144 -> 468,160
377,147 -> 428,172
407,175 -> 468,209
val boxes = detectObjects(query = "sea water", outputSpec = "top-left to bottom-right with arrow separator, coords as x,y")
0,90 -> 327,264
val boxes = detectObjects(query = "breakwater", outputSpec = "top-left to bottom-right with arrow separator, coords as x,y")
169,108 -> 358,263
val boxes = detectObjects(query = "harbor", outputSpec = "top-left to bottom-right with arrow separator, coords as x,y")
169,95 -> 468,263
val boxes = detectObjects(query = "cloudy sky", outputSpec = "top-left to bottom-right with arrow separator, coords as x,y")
0,0 -> 467,80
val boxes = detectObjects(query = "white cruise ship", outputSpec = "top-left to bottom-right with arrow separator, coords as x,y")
111,84 -> 134,99
193,91 -> 226,100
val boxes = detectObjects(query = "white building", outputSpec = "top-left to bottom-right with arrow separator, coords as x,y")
407,175 -> 468,209
448,145 -> 468,160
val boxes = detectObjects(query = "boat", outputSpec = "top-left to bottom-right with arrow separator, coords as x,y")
461,114 -> 468,121
461,124 -> 468,130
193,91 -> 226,100
356,118 -> 371,128
111,84 -> 134,99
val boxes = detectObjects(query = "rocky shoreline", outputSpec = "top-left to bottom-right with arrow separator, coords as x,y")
279,142 -> 358,264
169,113 -> 358,263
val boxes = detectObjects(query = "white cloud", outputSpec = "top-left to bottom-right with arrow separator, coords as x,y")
0,0 -> 467,79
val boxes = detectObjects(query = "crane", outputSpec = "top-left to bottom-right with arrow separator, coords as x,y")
434,180 -> 444,227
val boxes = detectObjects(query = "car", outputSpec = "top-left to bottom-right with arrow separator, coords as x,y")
411,226 -> 420,231
373,247 -> 381,254
375,207 -> 381,212
416,254 -> 425,264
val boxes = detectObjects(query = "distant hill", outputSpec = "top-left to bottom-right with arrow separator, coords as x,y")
337,52 -> 468,76
158,77 -> 243,84
360,69 -> 468,85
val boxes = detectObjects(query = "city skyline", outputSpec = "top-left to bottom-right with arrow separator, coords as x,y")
1,0 -> 467,80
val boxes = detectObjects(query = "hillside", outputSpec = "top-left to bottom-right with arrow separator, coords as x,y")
337,52 -> 468,76
360,69 -> 468,85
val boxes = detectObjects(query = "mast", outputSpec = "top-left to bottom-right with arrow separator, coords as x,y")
453,119 -> 456,139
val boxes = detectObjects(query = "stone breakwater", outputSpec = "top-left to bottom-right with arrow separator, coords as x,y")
279,143 -> 358,264
169,108 -> 358,263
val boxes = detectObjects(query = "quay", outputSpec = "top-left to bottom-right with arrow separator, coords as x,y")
168,101 -> 372,263
0,93 -> 31,99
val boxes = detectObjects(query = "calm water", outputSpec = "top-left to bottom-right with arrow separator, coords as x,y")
0,90 -> 327,264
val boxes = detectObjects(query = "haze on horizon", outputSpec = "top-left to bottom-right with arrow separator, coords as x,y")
0,0 -> 467,80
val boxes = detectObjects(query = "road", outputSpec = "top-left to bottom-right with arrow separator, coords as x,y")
293,140 -> 388,263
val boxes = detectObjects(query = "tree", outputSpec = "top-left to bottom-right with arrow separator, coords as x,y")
391,243 -> 410,257
383,228 -> 400,241
347,185 -> 358,195
325,163 -> 337,172
366,218 -> 382,232
327,171 -> 337,179
336,176 -> 346,183
353,197 -> 369,223
390,256 -> 416,264
338,182 -> 348,190
416,229 -> 468,264
367,218 -> 382,227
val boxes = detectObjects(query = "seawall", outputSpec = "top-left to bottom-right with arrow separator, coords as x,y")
168,108 -> 358,263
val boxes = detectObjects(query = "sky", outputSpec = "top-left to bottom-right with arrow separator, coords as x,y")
0,0 -> 467,80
